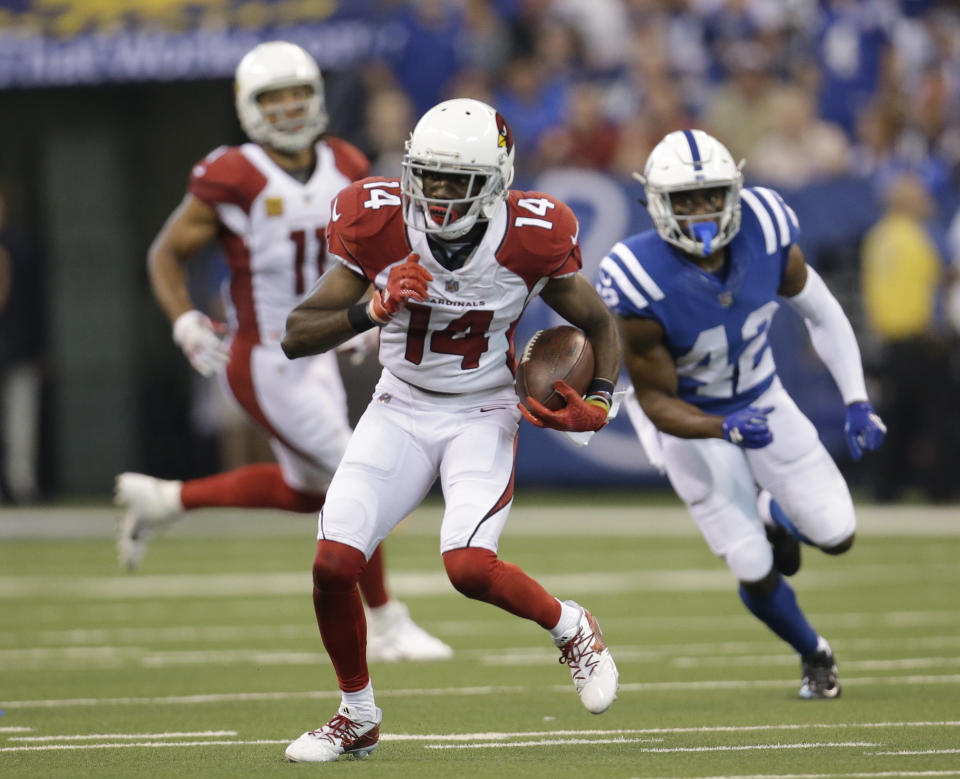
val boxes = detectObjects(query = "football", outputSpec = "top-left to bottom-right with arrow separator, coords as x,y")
516,325 -> 595,411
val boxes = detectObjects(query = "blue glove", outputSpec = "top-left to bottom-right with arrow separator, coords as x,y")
844,401 -> 886,461
721,405 -> 775,449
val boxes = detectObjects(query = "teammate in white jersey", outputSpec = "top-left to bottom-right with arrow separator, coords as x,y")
279,98 -> 622,763
113,41 -> 451,663
598,129 -> 886,699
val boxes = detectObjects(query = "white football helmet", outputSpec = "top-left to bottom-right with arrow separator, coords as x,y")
401,98 -> 515,240
234,41 -> 328,153
637,129 -> 744,257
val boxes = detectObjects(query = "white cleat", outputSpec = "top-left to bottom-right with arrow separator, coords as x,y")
365,600 -> 454,662
554,600 -> 619,714
113,472 -> 184,571
285,703 -> 383,762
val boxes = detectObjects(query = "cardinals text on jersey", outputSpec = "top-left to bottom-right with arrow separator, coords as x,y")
597,186 -> 800,415
188,137 -> 369,344
327,178 -> 582,394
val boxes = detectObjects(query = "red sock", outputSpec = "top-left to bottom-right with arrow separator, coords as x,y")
180,463 -> 324,512
442,547 -> 562,629
357,545 -> 389,608
313,541 -> 369,692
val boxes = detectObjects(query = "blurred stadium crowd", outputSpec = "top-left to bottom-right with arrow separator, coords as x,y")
333,0 -> 960,197
2,0 -> 960,504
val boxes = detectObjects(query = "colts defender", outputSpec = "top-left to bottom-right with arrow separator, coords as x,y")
114,41 -> 451,662
281,98 -> 621,762
598,129 -> 886,699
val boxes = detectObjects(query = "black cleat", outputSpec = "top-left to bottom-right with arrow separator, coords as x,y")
799,639 -> 841,699
766,522 -> 801,577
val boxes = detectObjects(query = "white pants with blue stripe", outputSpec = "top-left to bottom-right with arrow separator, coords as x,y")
660,378 -> 856,582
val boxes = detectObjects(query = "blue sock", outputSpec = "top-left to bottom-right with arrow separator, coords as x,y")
769,499 -> 814,546
739,575 -> 818,656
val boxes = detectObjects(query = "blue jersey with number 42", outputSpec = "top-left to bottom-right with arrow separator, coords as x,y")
596,186 -> 800,415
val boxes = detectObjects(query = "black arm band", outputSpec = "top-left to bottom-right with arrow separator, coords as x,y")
587,378 -> 616,397
347,302 -> 378,333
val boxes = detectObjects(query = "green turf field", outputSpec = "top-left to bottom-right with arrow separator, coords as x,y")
1,498 -> 959,778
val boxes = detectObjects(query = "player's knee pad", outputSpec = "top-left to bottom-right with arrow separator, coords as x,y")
772,445 -> 856,548
724,533 -> 774,583
442,547 -> 497,600
739,568 -> 779,598
312,540 -> 366,592
799,507 -> 855,550
823,531 -> 855,555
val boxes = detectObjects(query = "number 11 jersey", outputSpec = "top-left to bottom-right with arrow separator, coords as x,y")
188,138 -> 369,344
327,178 -> 582,394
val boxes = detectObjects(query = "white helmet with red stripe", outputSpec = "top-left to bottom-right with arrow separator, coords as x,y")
234,41 -> 328,153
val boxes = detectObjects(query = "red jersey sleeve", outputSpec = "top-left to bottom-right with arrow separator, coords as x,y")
543,194 -> 583,276
326,177 -> 412,282
325,136 -> 371,182
187,146 -> 267,213
497,191 -> 583,288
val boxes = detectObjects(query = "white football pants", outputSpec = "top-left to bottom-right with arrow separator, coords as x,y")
317,369 -> 522,559
661,379 -> 856,582
224,340 -> 353,494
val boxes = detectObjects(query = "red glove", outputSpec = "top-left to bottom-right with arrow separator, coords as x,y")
368,252 -> 433,325
519,381 -> 610,432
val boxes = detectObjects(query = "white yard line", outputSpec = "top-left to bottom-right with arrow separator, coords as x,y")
7,628 -> 960,652
610,674 -> 960,693
0,685 -> 522,709
382,729 -> 665,740
846,658 -> 960,671
0,564 -> 955,600
0,569 -> 735,599
11,730 -> 237,742
671,657 -> 960,671
0,727 -> 31,733
3,504 -> 959,538
0,738 -> 884,755
641,742 -> 879,753
0,623 -> 318,646
0,674 -> 960,709
5,676 -> 960,710
6,724 -> 957,745
873,750 -> 960,756
0,740 -> 287,753
426,740 -> 878,751
402,722 -> 960,738
422,737 -> 673,749
4,727 -> 958,760
638,772 -> 960,779
6,645 -> 960,672
482,645 -> 960,668
594,612 -> 960,632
